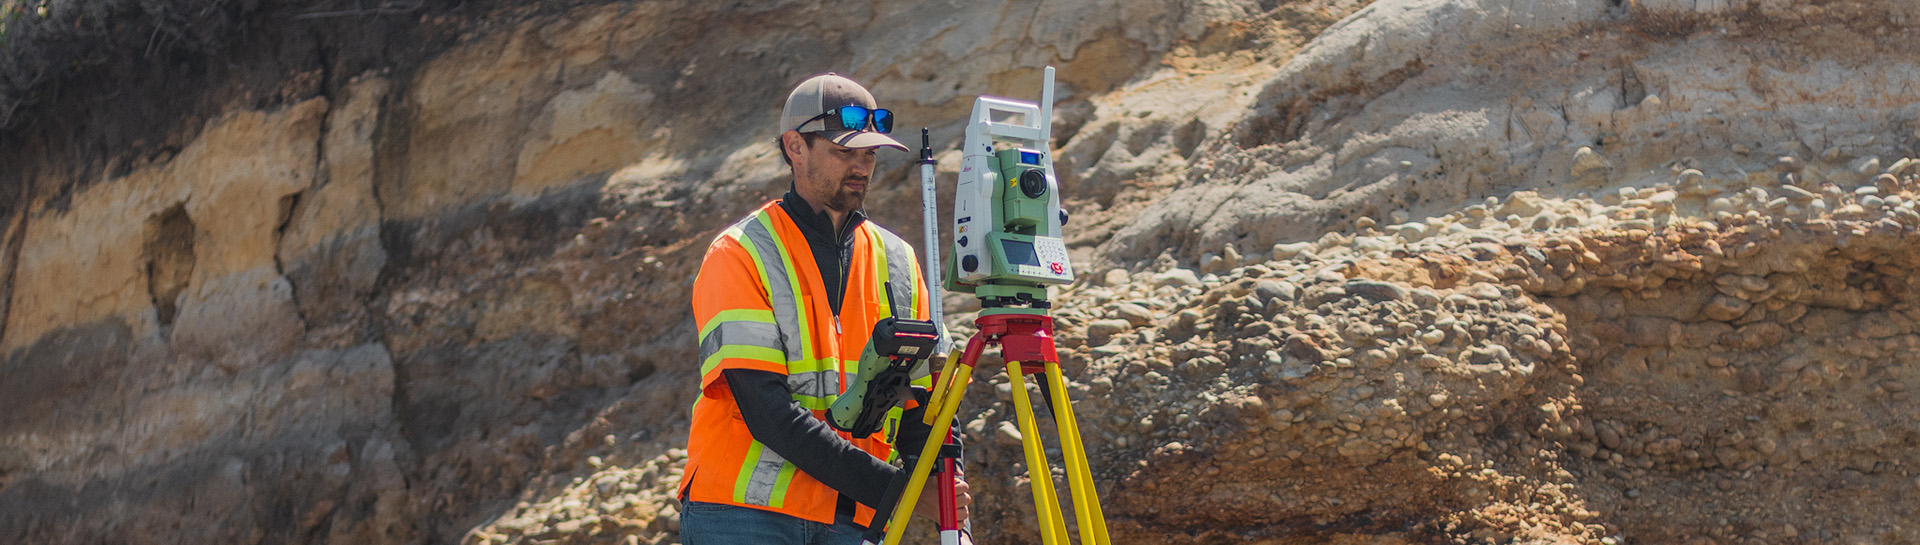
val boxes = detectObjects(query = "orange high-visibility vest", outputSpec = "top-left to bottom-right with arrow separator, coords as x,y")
682,200 -> 933,526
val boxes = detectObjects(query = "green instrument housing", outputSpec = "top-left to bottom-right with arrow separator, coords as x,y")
945,148 -> 1072,306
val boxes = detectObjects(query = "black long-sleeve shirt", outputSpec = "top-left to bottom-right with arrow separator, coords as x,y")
716,189 -> 957,514
723,368 -> 934,509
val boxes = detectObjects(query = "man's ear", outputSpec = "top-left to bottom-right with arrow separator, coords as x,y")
781,130 -> 809,167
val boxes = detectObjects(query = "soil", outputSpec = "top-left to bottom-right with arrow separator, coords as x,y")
8,1 -> 1920,544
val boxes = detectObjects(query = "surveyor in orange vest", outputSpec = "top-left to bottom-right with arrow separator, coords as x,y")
680,73 -> 972,545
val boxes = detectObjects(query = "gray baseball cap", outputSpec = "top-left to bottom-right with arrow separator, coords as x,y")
781,73 -> 907,151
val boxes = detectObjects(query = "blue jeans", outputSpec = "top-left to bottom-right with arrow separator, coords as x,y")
679,500 -> 868,545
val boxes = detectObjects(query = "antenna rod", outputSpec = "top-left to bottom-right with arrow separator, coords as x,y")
1039,66 -> 1055,146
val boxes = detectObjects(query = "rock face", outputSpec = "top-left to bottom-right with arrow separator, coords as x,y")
4,0 -> 1920,544
1105,0 -> 1920,268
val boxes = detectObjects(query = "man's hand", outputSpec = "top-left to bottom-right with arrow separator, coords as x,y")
911,466 -> 971,525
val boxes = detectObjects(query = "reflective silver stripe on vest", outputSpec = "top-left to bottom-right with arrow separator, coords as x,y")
738,216 -> 805,363
787,369 -> 843,399
742,445 -> 789,506
699,321 -> 783,362
871,225 -> 919,319
870,225 -> 939,380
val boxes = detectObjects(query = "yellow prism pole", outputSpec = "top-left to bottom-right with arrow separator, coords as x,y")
1007,361 -> 1071,545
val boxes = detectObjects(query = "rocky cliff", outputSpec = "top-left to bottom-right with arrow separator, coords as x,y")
5,0 -> 1920,544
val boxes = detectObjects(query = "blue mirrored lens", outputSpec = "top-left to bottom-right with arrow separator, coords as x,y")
872,109 -> 892,133
838,106 -> 869,132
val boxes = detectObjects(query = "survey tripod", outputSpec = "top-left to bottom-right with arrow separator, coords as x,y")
860,66 -> 1111,545
866,310 -> 1112,545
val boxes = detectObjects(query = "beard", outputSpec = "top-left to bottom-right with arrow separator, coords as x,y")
825,177 -> 866,213
804,158 -> 867,213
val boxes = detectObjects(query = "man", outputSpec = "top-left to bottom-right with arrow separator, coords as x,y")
680,73 -> 972,545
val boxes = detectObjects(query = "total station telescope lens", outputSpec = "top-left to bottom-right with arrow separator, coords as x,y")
1019,169 -> 1047,199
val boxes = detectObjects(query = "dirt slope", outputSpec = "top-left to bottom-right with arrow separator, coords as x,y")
6,1 -> 1920,544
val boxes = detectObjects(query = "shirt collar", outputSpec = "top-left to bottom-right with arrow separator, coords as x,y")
779,186 -> 866,243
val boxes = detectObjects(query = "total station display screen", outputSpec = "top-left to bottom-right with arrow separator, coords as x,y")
1001,239 -> 1041,267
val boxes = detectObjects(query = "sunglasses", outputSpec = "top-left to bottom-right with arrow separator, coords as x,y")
800,105 -> 894,134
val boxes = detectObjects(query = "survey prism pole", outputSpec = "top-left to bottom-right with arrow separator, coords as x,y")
919,128 -> 965,545
918,129 -> 948,354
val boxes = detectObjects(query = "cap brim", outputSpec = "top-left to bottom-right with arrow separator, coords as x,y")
824,130 -> 909,152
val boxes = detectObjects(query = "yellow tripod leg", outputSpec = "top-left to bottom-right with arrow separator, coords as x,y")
881,360 -> 975,545
924,349 -> 964,426
1044,362 -> 1111,544
1007,361 -> 1070,545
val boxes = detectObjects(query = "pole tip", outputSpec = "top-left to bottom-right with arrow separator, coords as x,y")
919,128 -> 935,163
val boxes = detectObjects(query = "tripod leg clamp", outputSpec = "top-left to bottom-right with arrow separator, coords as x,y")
936,444 -> 962,470
908,444 -> 965,475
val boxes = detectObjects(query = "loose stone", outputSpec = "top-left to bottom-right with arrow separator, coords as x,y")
1087,320 -> 1133,345
1678,169 -> 1706,186
1273,242 -> 1314,260
1115,303 -> 1155,327
1255,280 -> 1299,302
1155,269 -> 1201,288
1774,156 -> 1805,173
1573,146 -> 1611,177
1346,280 -> 1408,302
